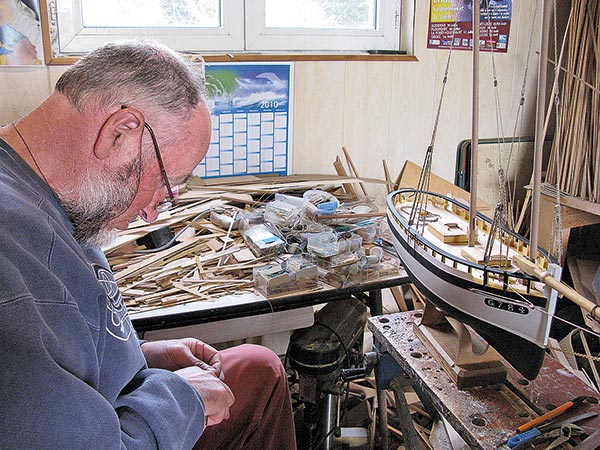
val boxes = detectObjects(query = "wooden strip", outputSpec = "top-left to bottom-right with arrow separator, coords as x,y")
390,286 -> 409,312
333,156 -> 358,198
114,237 -> 201,282
342,146 -> 369,197
383,159 -> 393,194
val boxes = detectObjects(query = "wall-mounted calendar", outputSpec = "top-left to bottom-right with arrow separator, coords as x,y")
193,62 -> 294,179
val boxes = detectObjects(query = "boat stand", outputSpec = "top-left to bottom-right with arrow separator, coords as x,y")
413,301 -> 507,389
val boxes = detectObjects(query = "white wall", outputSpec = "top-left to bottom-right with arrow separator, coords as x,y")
0,1 -> 542,202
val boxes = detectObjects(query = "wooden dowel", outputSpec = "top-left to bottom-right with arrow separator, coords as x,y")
342,146 -> 369,197
383,159 -> 392,194
513,254 -> 600,320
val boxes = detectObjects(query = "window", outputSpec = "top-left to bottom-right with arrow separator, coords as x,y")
51,0 -> 401,55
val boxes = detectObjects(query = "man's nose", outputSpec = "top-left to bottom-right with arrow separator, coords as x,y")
139,205 -> 159,223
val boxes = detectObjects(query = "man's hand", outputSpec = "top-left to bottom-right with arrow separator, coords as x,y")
175,366 -> 235,426
142,339 -> 234,425
141,338 -> 223,379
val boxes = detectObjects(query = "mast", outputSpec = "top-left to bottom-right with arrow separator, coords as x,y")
530,0 -> 552,261
468,0 -> 480,247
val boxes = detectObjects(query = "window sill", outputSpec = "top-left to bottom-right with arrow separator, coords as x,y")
201,53 -> 418,62
46,52 -> 418,66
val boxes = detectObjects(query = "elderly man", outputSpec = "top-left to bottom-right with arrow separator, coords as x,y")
0,40 -> 296,449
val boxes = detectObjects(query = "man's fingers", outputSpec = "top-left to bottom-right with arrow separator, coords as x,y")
206,408 -> 230,426
189,340 -> 223,376
207,354 -> 223,379
175,366 -> 234,427
194,359 -> 218,374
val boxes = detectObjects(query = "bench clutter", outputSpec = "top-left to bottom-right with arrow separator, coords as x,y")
103,173 -> 400,312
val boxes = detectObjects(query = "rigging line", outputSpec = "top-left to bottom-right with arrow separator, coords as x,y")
551,0 -> 563,262
429,23 -> 457,151
532,0 -> 571,257
505,1 -> 539,224
481,1 -> 508,193
482,0 -> 507,167
540,308 -> 600,343
545,56 -> 600,96
410,22 -> 457,230
480,0 -> 510,262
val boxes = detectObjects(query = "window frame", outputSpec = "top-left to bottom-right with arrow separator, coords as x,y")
45,0 -> 404,59
245,0 -> 401,52
52,0 -> 245,54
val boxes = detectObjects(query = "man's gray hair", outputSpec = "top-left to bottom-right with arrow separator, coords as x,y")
56,40 -> 205,116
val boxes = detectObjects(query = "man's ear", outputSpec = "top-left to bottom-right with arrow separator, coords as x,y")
94,106 -> 145,160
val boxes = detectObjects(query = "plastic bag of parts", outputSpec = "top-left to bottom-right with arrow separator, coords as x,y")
307,231 -> 363,258
316,248 -> 365,269
317,264 -> 360,288
317,247 -> 400,288
253,256 -> 318,297
238,208 -> 265,228
303,189 -> 339,215
264,194 -> 318,227
209,207 -> 244,230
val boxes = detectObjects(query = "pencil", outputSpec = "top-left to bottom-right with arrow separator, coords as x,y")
516,396 -> 587,433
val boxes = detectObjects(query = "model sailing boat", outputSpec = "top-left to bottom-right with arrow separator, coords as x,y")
387,1 -> 561,380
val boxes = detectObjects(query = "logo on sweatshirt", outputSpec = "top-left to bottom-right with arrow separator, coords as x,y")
93,263 -> 133,341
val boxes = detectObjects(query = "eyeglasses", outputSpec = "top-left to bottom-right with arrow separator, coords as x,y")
143,122 -> 176,204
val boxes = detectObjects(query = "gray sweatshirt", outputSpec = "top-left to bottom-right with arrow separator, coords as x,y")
0,139 -> 205,449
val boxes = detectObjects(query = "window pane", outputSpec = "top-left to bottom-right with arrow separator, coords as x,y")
81,0 -> 221,28
265,0 -> 377,30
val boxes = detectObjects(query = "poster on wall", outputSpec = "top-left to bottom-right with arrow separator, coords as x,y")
427,0 -> 512,53
193,62 -> 293,179
0,0 -> 43,65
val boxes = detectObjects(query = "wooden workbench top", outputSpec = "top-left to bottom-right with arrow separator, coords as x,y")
369,310 -> 600,449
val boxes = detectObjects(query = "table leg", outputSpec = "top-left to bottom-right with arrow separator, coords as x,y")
368,289 -> 383,316
390,378 -> 424,450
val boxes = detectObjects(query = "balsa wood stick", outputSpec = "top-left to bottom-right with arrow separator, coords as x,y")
342,146 -> 368,197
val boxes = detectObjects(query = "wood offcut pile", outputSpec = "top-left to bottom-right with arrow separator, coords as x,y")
104,171 -> 394,314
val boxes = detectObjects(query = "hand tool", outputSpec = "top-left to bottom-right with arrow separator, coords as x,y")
545,423 -> 584,450
507,428 -> 542,448
516,396 -> 588,433
537,411 -> 598,432
506,412 -> 597,450
509,424 -> 584,450
573,428 -> 600,450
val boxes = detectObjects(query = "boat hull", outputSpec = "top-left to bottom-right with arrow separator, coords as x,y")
387,189 -> 559,380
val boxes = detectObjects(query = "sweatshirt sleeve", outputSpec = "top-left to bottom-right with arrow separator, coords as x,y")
115,368 -> 206,449
0,256 -> 206,450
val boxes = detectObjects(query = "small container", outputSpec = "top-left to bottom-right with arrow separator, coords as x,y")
307,231 -> 363,258
254,256 -> 318,297
241,223 -> 285,257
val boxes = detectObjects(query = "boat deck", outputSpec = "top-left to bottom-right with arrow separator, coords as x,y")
393,196 -> 547,297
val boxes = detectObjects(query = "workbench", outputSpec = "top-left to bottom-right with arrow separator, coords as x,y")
132,271 -> 409,344
369,310 -> 600,450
